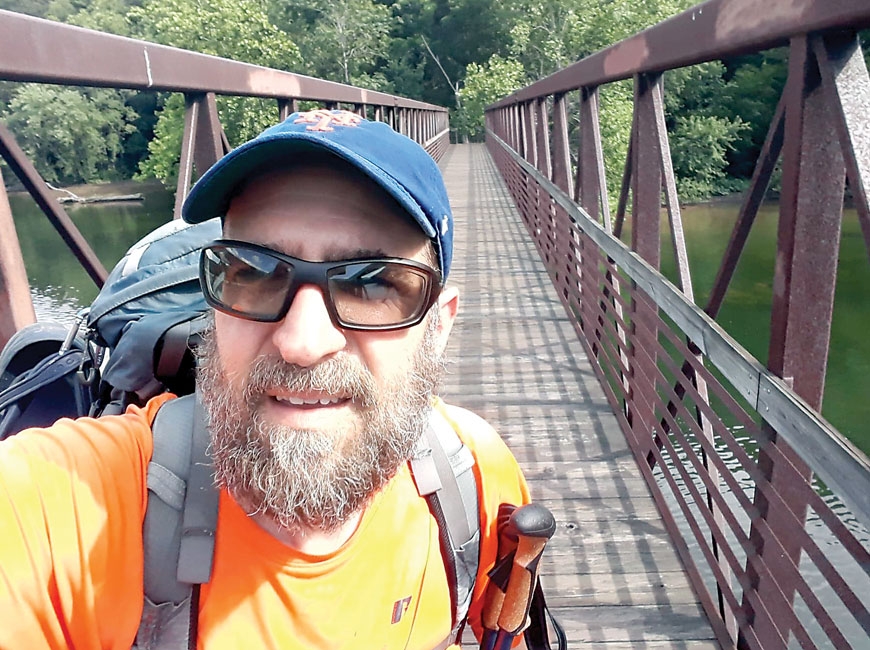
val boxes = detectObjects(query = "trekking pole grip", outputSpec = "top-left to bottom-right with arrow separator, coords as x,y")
481,505 -> 520,650
494,503 -> 556,646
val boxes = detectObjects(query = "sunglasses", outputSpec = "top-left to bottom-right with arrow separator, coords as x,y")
199,240 -> 442,331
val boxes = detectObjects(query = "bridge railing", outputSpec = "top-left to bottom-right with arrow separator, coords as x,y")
485,1 -> 870,648
0,10 -> 449,349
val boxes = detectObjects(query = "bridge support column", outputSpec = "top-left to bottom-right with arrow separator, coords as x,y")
0,168 -> 35,349
742,34 -> 849,650
626,73 -> 662,456
174,93 -> 224,219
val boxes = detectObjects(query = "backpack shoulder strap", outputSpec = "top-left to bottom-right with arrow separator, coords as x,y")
135,392 -> 218,650
409,407 -> 481,643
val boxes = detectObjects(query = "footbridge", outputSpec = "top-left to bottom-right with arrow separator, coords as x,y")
1,2 -> 869,648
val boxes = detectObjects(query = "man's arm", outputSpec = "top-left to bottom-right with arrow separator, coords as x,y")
0,400 -> 162,649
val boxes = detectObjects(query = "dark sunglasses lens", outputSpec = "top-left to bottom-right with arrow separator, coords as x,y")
201,245 -> 292,321
328,261 -> 432,327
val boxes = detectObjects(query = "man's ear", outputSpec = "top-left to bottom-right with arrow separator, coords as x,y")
434,285 -> 459,355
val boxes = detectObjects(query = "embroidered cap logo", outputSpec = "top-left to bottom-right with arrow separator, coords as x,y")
293,109 -> 364,132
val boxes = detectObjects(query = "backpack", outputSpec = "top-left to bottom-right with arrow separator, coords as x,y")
0,217 -> 219,439
0,219 -> 564,649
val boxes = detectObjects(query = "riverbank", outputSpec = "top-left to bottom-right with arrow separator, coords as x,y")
7,178 -> 167,203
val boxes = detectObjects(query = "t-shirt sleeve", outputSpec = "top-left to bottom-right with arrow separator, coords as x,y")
0,395 -> 168,649
436,401 -> 532,645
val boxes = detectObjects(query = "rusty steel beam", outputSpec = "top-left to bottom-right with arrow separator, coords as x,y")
535,99 -> 551,182
743,35 -> 847,649
0,10 -> 445,114
0,171 -> 35,349
522,103 -> 536,166
194,93 -> 224,177
577,86 -> 631,406
174,93 -> 227,219
771,37 -> 846,406
585,88 -> 612,230
651,78 -> 693,299
631,74 -> 662,269
813,31 -> 870,261
0,123 -> 107,286
628,73 -> 664,462
553,95 -> 574,194
705,97 -> 785,318
490,0 -> 870,109
174,95 -> 201,220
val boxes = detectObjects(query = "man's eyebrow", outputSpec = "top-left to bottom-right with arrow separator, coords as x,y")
325,248 -> 391,262
240,240 -> 392,262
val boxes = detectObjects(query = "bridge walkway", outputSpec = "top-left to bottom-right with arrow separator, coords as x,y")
441,144 -> 719,649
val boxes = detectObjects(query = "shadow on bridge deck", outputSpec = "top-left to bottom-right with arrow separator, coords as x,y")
441,144 -> 719,650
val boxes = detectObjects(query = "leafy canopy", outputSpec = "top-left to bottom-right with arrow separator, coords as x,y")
127,0 -> 301,184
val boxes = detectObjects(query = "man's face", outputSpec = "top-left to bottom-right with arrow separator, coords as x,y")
197,162 -> 458,533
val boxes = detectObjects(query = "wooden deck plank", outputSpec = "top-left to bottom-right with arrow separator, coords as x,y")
439,144 -> 719,649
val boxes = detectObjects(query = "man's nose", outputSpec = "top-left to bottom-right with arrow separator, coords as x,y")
271,284 -> 347,367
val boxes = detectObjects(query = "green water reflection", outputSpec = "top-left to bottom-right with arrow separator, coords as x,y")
656,202 -> 869,455
9,183 -> 174,322
9,187 -> 869,454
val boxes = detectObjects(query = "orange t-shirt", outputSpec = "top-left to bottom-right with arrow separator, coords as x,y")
0,395 -> 529,649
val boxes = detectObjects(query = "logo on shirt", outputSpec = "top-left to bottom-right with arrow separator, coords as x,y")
391,595 -> 412,624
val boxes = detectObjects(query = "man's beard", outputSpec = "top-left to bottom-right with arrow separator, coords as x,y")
196,314 -> 445,534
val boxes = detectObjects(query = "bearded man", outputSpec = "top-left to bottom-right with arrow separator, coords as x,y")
0,110 -> 529,649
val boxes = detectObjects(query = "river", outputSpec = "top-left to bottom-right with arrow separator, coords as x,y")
6,183 -> 869,457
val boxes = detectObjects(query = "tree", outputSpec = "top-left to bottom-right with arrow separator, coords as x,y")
2,85 -> 136,184
423,0 -> 517,108
715,51 -> 788,179
128,0 -> 301,184
277,0 -> 393,86
670,114 -> 747,200
456,55 -> 525,141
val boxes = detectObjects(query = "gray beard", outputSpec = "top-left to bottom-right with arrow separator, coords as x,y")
196,315 -> 445,534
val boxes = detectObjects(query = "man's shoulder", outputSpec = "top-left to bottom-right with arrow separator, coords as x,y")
434,399 -> 497,444
432,399 -> 522,475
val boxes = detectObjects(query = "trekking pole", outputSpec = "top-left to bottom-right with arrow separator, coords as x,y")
491,503 -> 556,650
480,505 -> 521,650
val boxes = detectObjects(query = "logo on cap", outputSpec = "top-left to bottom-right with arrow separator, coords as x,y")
294,109 -> 363,132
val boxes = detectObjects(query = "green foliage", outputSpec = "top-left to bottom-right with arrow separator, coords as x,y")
506,1 -> 592,77
663,62 -> 749,200
64,0 -> 132,34
456,55 -> 526,140
134,93 -> 184,184
670,114 -> 748,201
277,0 -> 393,85
458,0 -> 708,199
715,51 -> 788,178
2,85 -> 136,184
128,0 -> 301,184
595,81 -> 635,204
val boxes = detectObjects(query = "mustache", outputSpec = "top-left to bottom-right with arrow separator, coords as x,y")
243,354 -> 379,409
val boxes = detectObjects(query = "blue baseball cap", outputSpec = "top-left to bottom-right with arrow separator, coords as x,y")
182,109 -> 453,280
